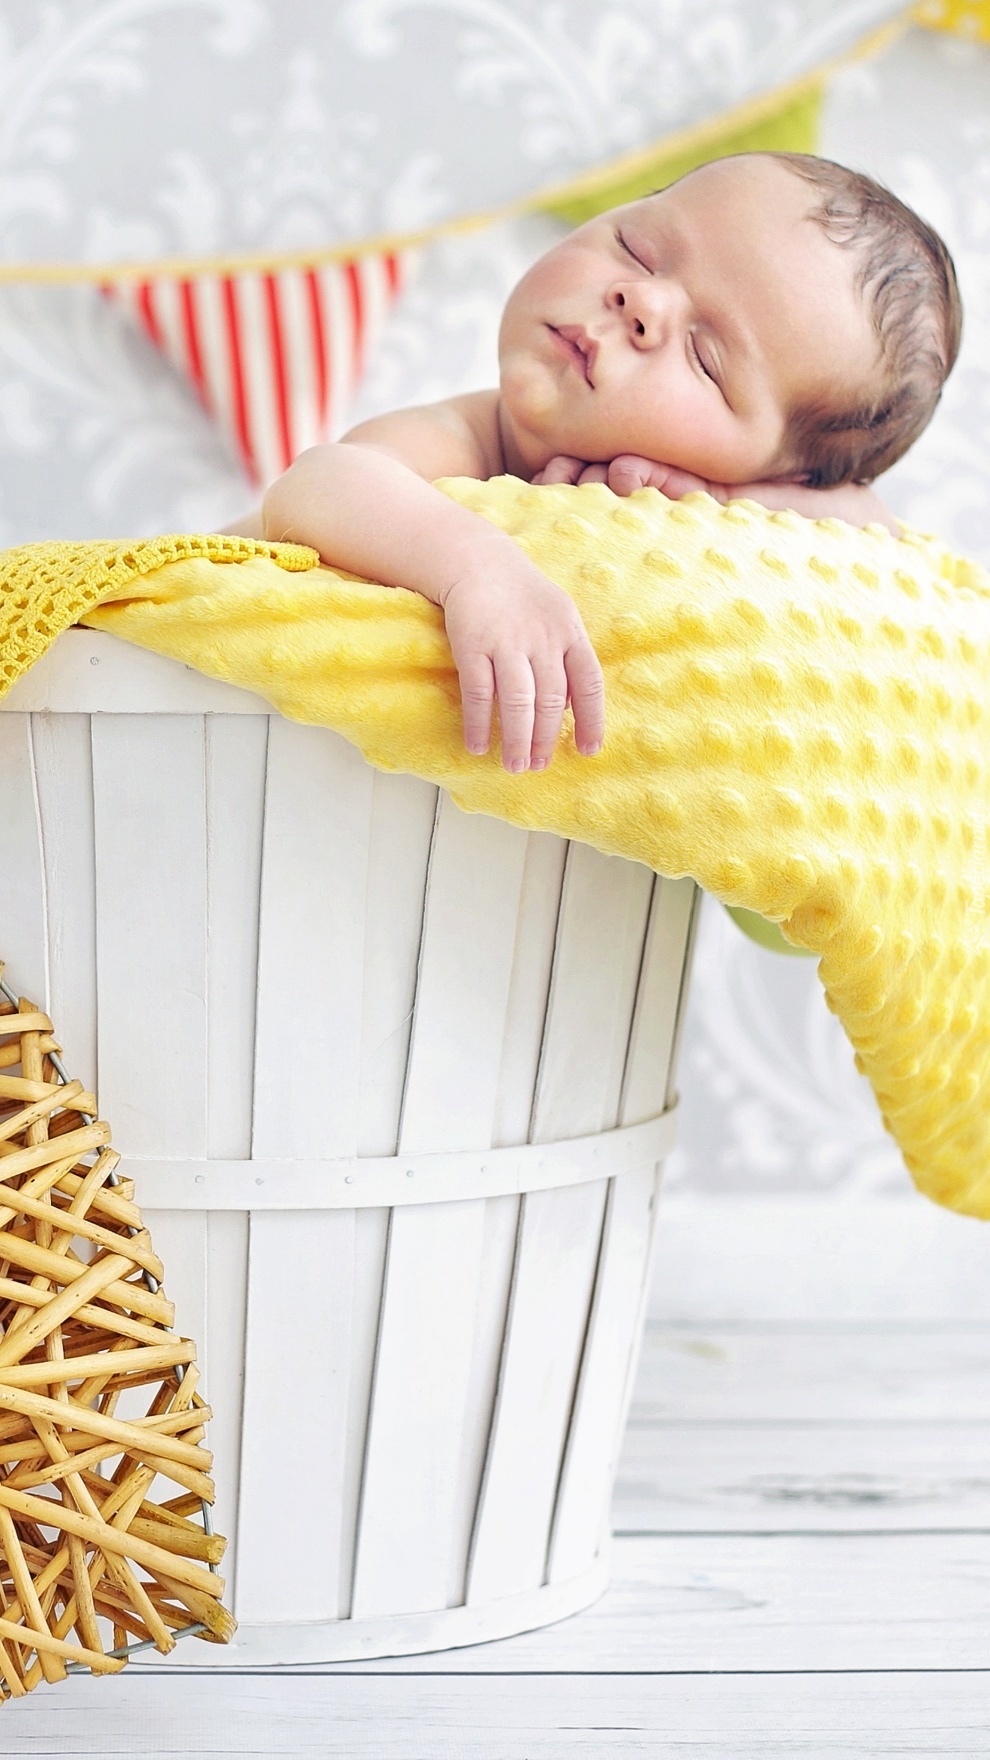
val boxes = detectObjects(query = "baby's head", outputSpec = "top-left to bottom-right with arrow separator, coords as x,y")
497,152 -> 961,488
767,153 -> 961,486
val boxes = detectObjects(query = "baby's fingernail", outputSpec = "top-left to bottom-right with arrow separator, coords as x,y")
581,741 -> 602,757
467,742 -> 487,756
531,757 -> 548,772
507,757 -> 527,774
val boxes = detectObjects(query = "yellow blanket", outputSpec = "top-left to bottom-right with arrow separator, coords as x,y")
3,478 -> 989,1217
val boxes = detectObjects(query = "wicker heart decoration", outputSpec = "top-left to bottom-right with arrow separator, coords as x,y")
0,967 -> 232,1702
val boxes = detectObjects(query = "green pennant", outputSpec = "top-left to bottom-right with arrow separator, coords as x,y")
545,83 -> 823,227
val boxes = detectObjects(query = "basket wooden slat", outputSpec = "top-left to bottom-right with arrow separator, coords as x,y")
1,649 -> 701,1662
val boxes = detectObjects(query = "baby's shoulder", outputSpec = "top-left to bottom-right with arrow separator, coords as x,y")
344,390 -> 501,481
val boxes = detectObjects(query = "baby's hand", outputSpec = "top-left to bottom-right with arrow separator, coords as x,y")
533,453 -> 898,532
533,454 -> 708,497
438,561 -> 604,773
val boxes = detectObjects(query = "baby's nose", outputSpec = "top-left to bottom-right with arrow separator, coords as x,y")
611,276 -> 683,345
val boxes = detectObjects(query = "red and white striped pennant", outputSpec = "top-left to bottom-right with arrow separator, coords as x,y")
105,251 -> 410,486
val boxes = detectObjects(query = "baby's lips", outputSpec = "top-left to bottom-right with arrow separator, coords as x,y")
551,325 -> 597,384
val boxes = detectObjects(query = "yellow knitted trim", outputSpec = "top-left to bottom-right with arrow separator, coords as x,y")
0,533 -> 317,701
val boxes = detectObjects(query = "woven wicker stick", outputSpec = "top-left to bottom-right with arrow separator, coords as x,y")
0,973 -> 233,1700
0,1237 -> 174,1323
0,1039 -> 60,1074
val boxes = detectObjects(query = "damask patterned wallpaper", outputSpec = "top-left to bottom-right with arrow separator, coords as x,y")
0,0 -> 903,260
0,2 -> 986,1202
0,0 -> 906,541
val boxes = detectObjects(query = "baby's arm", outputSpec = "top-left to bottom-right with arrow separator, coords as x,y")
534,454 -> 899,533
237,407 -> 604,772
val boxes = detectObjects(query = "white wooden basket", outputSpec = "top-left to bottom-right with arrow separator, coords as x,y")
1,629 -> 698,1664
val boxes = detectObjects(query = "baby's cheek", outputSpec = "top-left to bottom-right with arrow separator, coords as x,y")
500,357 -> 560,428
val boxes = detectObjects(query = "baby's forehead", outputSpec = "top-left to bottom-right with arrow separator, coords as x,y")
619,165 -> 879,403
615,157 -> 811,230
611,163 -> 868,322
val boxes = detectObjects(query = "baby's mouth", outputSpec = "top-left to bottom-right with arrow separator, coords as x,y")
548,325 -> 596,386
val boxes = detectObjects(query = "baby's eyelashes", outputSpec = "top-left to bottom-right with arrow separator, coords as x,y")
689,333 -> 728,401
615,228 -> 645,267
614,222 -> 664,274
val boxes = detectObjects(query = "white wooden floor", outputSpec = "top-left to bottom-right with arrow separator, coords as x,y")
4,1320 -> 988,1757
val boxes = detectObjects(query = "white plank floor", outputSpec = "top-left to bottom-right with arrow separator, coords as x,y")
4,1322 -> 988,1756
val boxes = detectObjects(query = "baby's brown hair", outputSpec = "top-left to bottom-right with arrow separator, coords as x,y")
769,152 -> 962,487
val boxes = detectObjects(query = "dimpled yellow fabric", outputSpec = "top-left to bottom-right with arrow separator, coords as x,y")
37,475 -> 990,1217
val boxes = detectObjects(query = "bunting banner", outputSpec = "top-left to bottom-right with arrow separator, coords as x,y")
103,252 -> 411,487
88,53 -> 837,489
0,3 -> 977,486
915,0 -> 990,38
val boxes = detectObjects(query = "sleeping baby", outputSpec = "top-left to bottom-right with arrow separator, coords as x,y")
227,151 -> 961,772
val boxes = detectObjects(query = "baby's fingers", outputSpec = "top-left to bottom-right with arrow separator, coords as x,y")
531,455 -> 586,486
565,638 -> 605,757
493,653 -> 537,773
606,455 -> 665,495
458,652 -> 496,757
528,660 -> 570,771
653,464 -> 724,500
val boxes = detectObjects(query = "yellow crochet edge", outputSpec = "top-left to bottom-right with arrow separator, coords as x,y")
0,533 -> 317,702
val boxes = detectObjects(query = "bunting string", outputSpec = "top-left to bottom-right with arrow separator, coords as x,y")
0,4 -> 973,484
0,14 -> 911,288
